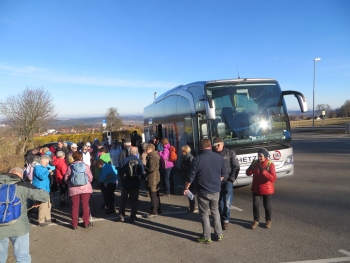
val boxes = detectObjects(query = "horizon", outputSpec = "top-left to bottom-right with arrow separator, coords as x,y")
1,1 -> 349,116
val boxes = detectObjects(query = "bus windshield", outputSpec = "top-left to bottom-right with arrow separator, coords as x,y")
205,82 -> 291,147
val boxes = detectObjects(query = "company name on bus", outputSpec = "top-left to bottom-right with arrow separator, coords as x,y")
239,150 -> 282,164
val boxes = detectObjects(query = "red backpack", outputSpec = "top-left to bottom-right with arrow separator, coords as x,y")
168,146 -> 177,162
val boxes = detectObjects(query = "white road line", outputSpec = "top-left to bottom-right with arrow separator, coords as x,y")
282,249 -> 350,263
231,206 -> 243,211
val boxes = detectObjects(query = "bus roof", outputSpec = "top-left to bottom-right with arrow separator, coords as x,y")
153,78 -> 277,103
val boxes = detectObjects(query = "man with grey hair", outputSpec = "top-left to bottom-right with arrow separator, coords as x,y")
117,146 -> 144,223
118,138 -> 132,167
32,155 -> 52,227
0,167 -> 49,262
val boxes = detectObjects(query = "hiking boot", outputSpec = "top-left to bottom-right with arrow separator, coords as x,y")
251,221 -> 259,230
266,221 -> 272,229
117,215 -> 125,222
38,222 -> 48,227
72,226 -> 77,230
222,222 -> 229,230
197,237 -> 212,244
217,234 -> 223,241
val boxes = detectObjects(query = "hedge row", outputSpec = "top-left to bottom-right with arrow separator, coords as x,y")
33,129 -> 142,146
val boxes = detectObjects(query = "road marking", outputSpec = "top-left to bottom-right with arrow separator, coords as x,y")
282,249 -> 350,263
231,206 -> 243,211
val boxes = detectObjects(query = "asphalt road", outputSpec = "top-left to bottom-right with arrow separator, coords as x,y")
6,132 -> 350,263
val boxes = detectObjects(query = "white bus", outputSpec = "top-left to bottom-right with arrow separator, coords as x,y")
143,78 -> 307,186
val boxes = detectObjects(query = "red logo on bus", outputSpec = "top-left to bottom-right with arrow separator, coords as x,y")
273,150 -> 281,160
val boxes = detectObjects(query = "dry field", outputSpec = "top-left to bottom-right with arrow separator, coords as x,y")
290,117 -> 350,128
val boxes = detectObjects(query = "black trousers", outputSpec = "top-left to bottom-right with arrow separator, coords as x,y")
59,184 -> 67,204
149,191 -> 161,215
102,183 -> 116,210
119,188 -> 139,219
253,193 -> 272,221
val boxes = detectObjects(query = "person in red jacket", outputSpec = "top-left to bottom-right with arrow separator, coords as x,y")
53,151 -> 68,207
246,148 -> 276,230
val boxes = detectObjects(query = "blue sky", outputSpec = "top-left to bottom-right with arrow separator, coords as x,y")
0,0 -> 349,118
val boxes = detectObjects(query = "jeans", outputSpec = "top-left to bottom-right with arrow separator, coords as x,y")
164,167 -> 173,195
0,232 -> 31,263
219,181 -> 233,223
253,193 -> 272,221
197,192 -> 222,239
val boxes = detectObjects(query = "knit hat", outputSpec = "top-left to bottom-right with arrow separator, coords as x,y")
213,137 -> 223,146
258,148 -> 269,158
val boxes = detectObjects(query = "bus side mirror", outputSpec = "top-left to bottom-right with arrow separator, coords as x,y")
199,95 -> 216,120
281,91 -> 308,113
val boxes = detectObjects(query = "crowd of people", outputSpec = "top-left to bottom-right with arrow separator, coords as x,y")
1,130 -> 277,261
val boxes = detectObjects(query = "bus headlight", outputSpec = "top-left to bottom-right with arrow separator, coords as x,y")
285,155 -> 294,165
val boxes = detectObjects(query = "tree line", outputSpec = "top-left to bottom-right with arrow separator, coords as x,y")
0,88 -> 123,154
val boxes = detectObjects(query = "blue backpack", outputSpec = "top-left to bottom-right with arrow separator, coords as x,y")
70,162 -> 88,186
0,183 -> 22,226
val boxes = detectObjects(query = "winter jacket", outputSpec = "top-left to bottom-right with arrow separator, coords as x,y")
98,163 -> 118,184
181,153 -> 194,177
64,161 -> 93,197
99,153 -> 111,164
81,151 -> 91,167
24,150 -> 37,166
246,159 -> 276,195
56,146 -> 69,164
33,164 -> 51,193
144,151 -> 160,192
120,154 -> 144,190
110,146 -> 122,167
0,174 -> 49,239
44,151 -> 56,171
187,149 -> 227,195
158,143 -> 174,169
53,156 -> 68,184
215,147 -> 240,184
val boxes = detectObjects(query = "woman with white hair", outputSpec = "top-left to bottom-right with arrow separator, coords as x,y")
32,155 -> 52,227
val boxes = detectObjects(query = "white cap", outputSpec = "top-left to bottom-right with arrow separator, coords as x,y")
71,143 -> 78,148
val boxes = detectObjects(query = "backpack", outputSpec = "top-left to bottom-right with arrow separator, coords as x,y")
70,162 -> 88,186
168,146 -> 177,162
24,164 -> 34,181
127,159 -> 139,177
0,183 -> 22,226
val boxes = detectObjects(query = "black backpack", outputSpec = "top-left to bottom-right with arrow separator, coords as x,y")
127,159 -> 139,177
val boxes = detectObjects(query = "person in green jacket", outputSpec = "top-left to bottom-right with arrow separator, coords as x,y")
0,167 -> 49,263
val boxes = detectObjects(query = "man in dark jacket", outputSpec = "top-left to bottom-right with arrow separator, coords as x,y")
56,140 -> 69,164
213,137 -> 240,230
0,168 -> 49,263
117,147 -> 144,223
24,147 -> 40,166
184,139 -> 226,244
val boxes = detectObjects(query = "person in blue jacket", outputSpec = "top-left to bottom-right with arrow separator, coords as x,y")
32,155 -> 52,227
96,159 -> 118,214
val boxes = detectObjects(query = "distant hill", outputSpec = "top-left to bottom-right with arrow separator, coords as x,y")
48,115 -> 143,128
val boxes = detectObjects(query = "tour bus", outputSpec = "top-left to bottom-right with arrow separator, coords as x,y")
143,78 -> 307,186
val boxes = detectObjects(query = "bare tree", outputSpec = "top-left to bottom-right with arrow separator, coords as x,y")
339,100 -> 350,117
316,104 -> 332,117
0,87 -> 57,154
105,107 -> 123,131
